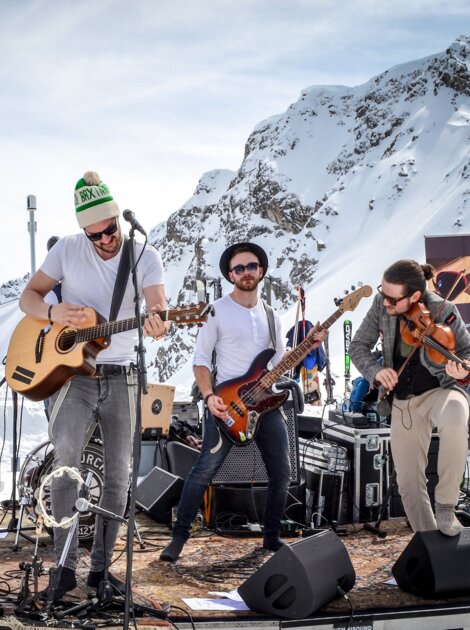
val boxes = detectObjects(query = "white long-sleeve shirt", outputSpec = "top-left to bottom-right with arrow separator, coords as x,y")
193,294 -> 284,386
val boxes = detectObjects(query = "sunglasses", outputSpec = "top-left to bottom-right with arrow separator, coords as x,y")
84,219 -> 118,242
230,262 -> 260,275
377,285 -> 411,307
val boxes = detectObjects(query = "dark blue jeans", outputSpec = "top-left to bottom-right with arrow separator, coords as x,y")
173,408 -> 291,540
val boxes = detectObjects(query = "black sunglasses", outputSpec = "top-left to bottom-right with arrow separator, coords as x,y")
84,219 -> 118,242
377,285 -> 411,307
230,262 -> 260,275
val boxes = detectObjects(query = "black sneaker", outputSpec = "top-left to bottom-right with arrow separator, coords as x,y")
87,570 -> 126,594
159,538 -> 186,562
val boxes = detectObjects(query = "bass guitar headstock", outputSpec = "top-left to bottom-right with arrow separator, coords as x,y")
334,284 -> 372,312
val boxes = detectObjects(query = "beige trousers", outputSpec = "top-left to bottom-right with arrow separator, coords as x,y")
390,388 -> 469,532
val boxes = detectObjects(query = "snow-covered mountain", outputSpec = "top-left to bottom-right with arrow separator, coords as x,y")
149,35 -> 470,383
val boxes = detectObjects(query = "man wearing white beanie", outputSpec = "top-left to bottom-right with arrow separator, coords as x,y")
19,171 -> 167,601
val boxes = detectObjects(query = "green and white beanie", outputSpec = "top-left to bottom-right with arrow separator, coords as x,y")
74,171 -> 120,228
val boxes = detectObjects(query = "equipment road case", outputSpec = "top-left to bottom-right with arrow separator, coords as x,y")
323,417 -> 391,523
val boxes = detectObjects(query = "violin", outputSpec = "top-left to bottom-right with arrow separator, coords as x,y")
400,302 -> 470,370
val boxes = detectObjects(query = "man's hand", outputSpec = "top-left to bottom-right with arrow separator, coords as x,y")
207,394 -> 228,420
49,303 -> 89,328
446,360 -> 470,380
307,322 -> 328,346
143,305 -> 166,339
374,367 -> 399,391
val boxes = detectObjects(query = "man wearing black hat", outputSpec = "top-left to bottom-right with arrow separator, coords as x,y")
160,242 -> 326,562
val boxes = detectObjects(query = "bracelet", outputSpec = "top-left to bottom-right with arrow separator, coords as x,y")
204,393 -> 214,405
47,304 -> 53,325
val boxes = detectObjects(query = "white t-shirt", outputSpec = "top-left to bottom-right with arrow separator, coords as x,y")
41,233 -> 164,364
193,294 -> 284,385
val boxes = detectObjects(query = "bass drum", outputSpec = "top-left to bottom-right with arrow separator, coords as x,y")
18,439 -> 104,544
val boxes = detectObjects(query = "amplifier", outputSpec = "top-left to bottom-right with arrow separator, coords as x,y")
141,383 -> 175,437
299,437 -> 349,474
212,401 -> 299,485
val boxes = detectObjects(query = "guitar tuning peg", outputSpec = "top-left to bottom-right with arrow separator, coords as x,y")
358,281 -> 363,287
334,297 -> 341,306
344,289 -> 349,295
351,285 -> 356,291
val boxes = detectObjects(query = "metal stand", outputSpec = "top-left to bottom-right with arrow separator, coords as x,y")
123,224 -> 151,630
363,468 -> 396,538
0,381 -> 38,549
322,336 -> 336,406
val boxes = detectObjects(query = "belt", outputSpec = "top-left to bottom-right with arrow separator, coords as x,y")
95,364 -> 136,376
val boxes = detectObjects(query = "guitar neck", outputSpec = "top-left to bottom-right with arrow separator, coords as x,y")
262,307 -> 345,387
76,313 -> 155,342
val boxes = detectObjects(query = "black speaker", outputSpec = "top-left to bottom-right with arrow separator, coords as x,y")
136,466 -> 183,523
238,530 -> 355,619
392,529 -> 470,597
212,401 -> 299,485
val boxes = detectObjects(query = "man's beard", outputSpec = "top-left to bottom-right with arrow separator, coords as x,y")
93,234 -> 122,255
233,276 -> 260,292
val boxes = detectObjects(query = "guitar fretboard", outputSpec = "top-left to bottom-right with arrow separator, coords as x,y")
75,314 -> 147,342
260,308 -> 344,388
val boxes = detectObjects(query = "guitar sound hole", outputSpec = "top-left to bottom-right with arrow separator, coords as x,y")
57,328 -> 77,352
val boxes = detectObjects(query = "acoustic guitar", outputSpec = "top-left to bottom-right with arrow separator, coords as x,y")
214,286 -> 372,445
6,303 -> 212,401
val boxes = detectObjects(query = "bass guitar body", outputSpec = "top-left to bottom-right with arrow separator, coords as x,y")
214,349 -> 288,446
6,307 -> 107,401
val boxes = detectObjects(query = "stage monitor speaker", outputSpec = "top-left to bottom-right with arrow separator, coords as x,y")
238,530 -> 355,619
211,401 -> 299,485
141,384 -> 175,438
392,529 -> 470,598
136,466 -> 183,523
166,441 -> 199,479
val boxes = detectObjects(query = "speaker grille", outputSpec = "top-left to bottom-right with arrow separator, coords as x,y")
212,402 -> 299,485
136,467 -> 181,511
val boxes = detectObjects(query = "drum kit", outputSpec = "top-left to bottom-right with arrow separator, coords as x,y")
17,437 -> 104,544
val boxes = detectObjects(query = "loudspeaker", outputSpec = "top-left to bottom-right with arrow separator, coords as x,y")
166,441 -> 199,479
239,530 -> 355,619
141,384 -> 175,437
212,402 -> 299,485
392,529 -> 470,598
136,466 -> 183,523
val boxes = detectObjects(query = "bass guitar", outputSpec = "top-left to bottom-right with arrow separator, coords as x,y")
214,286 -> 372,445
6,303 -> 212,401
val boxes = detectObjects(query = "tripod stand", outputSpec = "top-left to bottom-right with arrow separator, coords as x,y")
0,378 -> 38,549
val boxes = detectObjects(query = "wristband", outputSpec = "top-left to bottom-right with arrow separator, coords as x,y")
204,393 -> 214,405
47,304 -> 53,325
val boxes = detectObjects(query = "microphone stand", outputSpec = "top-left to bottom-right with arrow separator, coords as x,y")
0,378 -> 37,548
123,224 -> 148,630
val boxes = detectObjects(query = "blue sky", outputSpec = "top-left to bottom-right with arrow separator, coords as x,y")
0,0 -> 468,284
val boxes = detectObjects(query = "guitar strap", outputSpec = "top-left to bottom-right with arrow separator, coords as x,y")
109,236 -> 131,322
262,300 -> 277,348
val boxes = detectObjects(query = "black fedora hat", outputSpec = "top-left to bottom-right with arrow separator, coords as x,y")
219,242 -> 269,283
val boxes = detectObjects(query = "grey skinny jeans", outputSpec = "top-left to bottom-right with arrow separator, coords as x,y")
48,367 -> 137,571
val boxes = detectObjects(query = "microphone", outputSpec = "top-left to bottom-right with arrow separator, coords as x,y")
123,209 -> 147,236
75,498 -> 127,524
